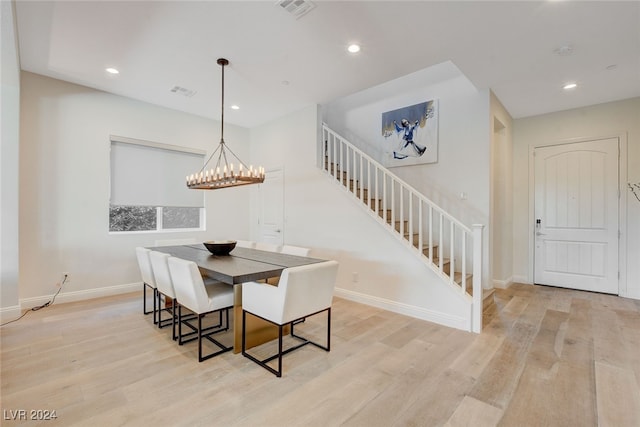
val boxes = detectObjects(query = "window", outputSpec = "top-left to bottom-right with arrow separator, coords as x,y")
109,136 -> 205,232
109,205 -> 157,232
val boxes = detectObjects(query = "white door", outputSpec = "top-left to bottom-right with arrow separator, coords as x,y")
534,138 -> 619,294
258,169 -> 284,245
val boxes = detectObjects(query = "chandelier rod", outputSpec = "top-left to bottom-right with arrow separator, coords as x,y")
218,57 -> 227,144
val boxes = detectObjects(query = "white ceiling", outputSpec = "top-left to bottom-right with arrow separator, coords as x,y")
14,1 -> 640,128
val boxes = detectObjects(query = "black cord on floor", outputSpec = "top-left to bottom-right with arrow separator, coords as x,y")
0,276 -> 67,327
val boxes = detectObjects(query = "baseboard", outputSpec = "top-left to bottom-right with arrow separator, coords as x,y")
19,282 -> 140,310
512,275 -> 531,285
0,305 -> 22,323
620,289 -> 640,300
493,277 -> 514,289
334,287 -> 470,332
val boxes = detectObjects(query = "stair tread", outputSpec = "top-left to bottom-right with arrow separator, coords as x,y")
453,271 -> 472,279
483,289 -> 496,311
483,288 -> 495,300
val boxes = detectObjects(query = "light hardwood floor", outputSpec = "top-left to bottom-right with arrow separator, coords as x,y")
1,283 -> 639,426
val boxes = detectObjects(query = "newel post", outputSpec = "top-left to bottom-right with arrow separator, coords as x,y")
472,224 -> 484,333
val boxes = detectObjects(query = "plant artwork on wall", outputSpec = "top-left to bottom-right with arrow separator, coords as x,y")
381,99 -> 438,167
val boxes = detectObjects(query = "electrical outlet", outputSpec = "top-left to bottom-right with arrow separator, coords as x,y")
352,272 -> 359,283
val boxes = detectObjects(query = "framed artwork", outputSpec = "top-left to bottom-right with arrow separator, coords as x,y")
381,99 -> 438,167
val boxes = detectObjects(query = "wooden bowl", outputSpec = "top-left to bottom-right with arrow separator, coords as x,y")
203,240 -> 237,256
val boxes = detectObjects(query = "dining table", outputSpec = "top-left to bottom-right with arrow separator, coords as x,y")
149,243 -> 327,352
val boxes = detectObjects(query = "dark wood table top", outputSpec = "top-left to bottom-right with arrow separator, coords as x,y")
148,244 -> 325,285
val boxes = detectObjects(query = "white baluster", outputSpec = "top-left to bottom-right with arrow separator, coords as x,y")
439,214 -> 443,272
450,221 -> 456,287
472,224 -> 484,333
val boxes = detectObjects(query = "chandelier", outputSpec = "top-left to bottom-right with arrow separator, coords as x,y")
186,58 -> 264,190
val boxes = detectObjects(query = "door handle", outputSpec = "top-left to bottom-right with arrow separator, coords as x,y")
536,232 -> 546,236
275,229 -> 281,233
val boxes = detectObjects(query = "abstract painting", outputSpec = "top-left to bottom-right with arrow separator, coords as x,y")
381,100 -> 438,167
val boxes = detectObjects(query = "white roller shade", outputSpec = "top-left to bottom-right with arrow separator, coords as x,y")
110,136 -> 205,208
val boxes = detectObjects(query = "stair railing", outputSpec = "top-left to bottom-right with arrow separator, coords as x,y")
322,124 -> 484,332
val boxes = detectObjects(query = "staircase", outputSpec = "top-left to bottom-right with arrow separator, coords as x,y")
322,124 -> 485,333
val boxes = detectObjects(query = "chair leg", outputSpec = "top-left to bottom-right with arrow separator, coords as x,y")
143,283 -> 156,316
143,283 -> 147,315
156,293 -> 176,330
153,288 -> 158,325
175,310 -> 200,345
198,314 -> 203,362
178,304 -> 183,345
196,309 -> 233,362
290,308 -> 331,352
172,301 -> 177,341
277,324 -> 283,378
326,307 -> 331,351
156,291 -> 163,327
242,308 -> 332,377
242,310 -> 247,353
241,310 -> 285,377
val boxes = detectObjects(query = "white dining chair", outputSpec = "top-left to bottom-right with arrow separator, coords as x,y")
255,242 -> 281,252
148,251 -> 181,340
279,245 -> 310,257
168,256 -> 234,362
265,245 -> 312,285
241,260 -> 339,377
136,247 -> 158,323
150,251 -> 225,340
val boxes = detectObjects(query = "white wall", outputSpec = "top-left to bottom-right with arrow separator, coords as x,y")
513,97 -> 640,299
490,92 -> 514,288
323,62 -> 492,289
18,72 -> 252,305
250,105 -> 472,330
1,0 -> 21,317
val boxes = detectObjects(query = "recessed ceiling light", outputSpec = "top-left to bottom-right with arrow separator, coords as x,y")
563,82 -> 577,90
231,105 -> 240,110
605,64 -> 618,71
347,44 -> 361,54
105,67 -> 119,74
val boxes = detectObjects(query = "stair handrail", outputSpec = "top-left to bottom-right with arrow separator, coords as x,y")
322,124 -> 471,234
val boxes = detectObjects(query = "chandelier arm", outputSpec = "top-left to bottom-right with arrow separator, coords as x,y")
222,143 -> 251,170
213,145 -> 226,173
197,143 -> 222,174
221,146 -> 231,170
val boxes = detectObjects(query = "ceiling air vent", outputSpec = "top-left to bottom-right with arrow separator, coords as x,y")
170,86 -> 197,97
276,0 -> 316,19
